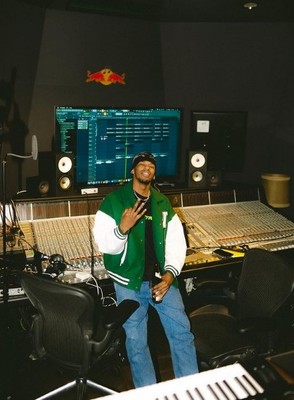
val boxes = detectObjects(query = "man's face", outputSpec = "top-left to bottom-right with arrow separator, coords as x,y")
132,161 -> 156,185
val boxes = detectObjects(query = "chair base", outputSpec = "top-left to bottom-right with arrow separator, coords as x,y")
35,378 -> 118,400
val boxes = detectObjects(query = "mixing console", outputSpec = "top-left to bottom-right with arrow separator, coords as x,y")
17,215 -> 109,280
176,200 -> 294,252
2,200 -> 294,283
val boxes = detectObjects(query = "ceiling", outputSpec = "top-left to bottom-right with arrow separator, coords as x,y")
16,0 -> 294,22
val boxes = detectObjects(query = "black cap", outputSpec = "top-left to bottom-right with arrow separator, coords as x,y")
131,151 -> 156,169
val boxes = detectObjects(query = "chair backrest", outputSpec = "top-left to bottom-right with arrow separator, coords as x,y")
21,272 -> 102,371
237,248 -> 294,321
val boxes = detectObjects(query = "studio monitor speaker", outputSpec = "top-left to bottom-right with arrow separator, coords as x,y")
187,150 -> 207,189
38,152 -> 75,196
26,176 -> 51,197
207,170 -> 222,188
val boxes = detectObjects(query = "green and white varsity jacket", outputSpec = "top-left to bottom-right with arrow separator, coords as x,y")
93,182 -> 187,291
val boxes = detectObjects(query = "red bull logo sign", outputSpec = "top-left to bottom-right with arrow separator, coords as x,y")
86,68 -> 126,86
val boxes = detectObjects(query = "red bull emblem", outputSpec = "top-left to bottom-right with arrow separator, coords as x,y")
86,68 -> 126,86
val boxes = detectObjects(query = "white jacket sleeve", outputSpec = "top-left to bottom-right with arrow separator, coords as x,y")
164,213 -> 187,276
93,210 -> 127,255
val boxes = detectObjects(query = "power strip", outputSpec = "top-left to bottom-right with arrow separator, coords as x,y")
9,287 -> 25,296
0,287 -> 25,298
81,188 -> 98,195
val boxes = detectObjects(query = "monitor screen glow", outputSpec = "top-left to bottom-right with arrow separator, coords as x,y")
54,106 -> 182,188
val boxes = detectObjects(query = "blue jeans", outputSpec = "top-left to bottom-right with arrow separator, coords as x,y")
114,281 -> 199,388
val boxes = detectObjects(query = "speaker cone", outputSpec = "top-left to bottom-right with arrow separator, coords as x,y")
38,180 -> 50,195
191,153 -> 205,168
59,176 -> 72,190
191,171 -> 204,183
207,171 -> 222,187
188,150 -> 207,188
58,156 -> 73,173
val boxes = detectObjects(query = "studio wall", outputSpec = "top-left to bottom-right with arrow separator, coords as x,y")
1,0 -> 294,218
0,0 -> 45,197
160,22 -> 294,188
28,10 -> 164,149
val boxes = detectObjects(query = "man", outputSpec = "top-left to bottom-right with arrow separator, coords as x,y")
93,151 -> 198,388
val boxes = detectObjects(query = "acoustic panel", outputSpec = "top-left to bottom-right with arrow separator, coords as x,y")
190,111 -> 247,172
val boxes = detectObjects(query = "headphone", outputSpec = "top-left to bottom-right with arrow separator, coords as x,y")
45,253 -> 66,277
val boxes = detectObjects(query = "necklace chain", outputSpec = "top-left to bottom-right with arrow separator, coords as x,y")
134,190 -> 150,202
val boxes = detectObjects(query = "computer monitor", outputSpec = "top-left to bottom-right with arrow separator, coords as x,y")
54,106 -> 182,188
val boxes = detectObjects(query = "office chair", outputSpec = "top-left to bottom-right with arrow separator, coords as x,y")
20,272 -> 139,400
189,248 -> 294,370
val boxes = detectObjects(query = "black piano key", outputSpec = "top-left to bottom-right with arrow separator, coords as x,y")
243,372 -> 264,394
223,380 -> 238,399
168,395 -> 179,400
187,387 -> 205,400
235,375 -> 254,397
186,389 -> 197,399
207,383 -> 222,399
157,394 -> 180,400
215,382 -> 231,400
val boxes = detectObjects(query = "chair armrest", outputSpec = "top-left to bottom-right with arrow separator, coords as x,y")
193,279 -> 229,289
192,279 -> 237,302
104,300 -> 139,330
238,317 -> 278,334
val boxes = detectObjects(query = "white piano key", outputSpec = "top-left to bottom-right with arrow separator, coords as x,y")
207,382 -> 232,400
242,371 -> 264,394
234,376 -> 257,397
217,381 -> 237,400
224,376 -> 250,399
191,387 -> 206,400
235,375 -> 259,397
96,364 -> 264,400
190,383 -> 219,400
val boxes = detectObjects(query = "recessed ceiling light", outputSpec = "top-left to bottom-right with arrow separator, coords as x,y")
243,1 -> 258,10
